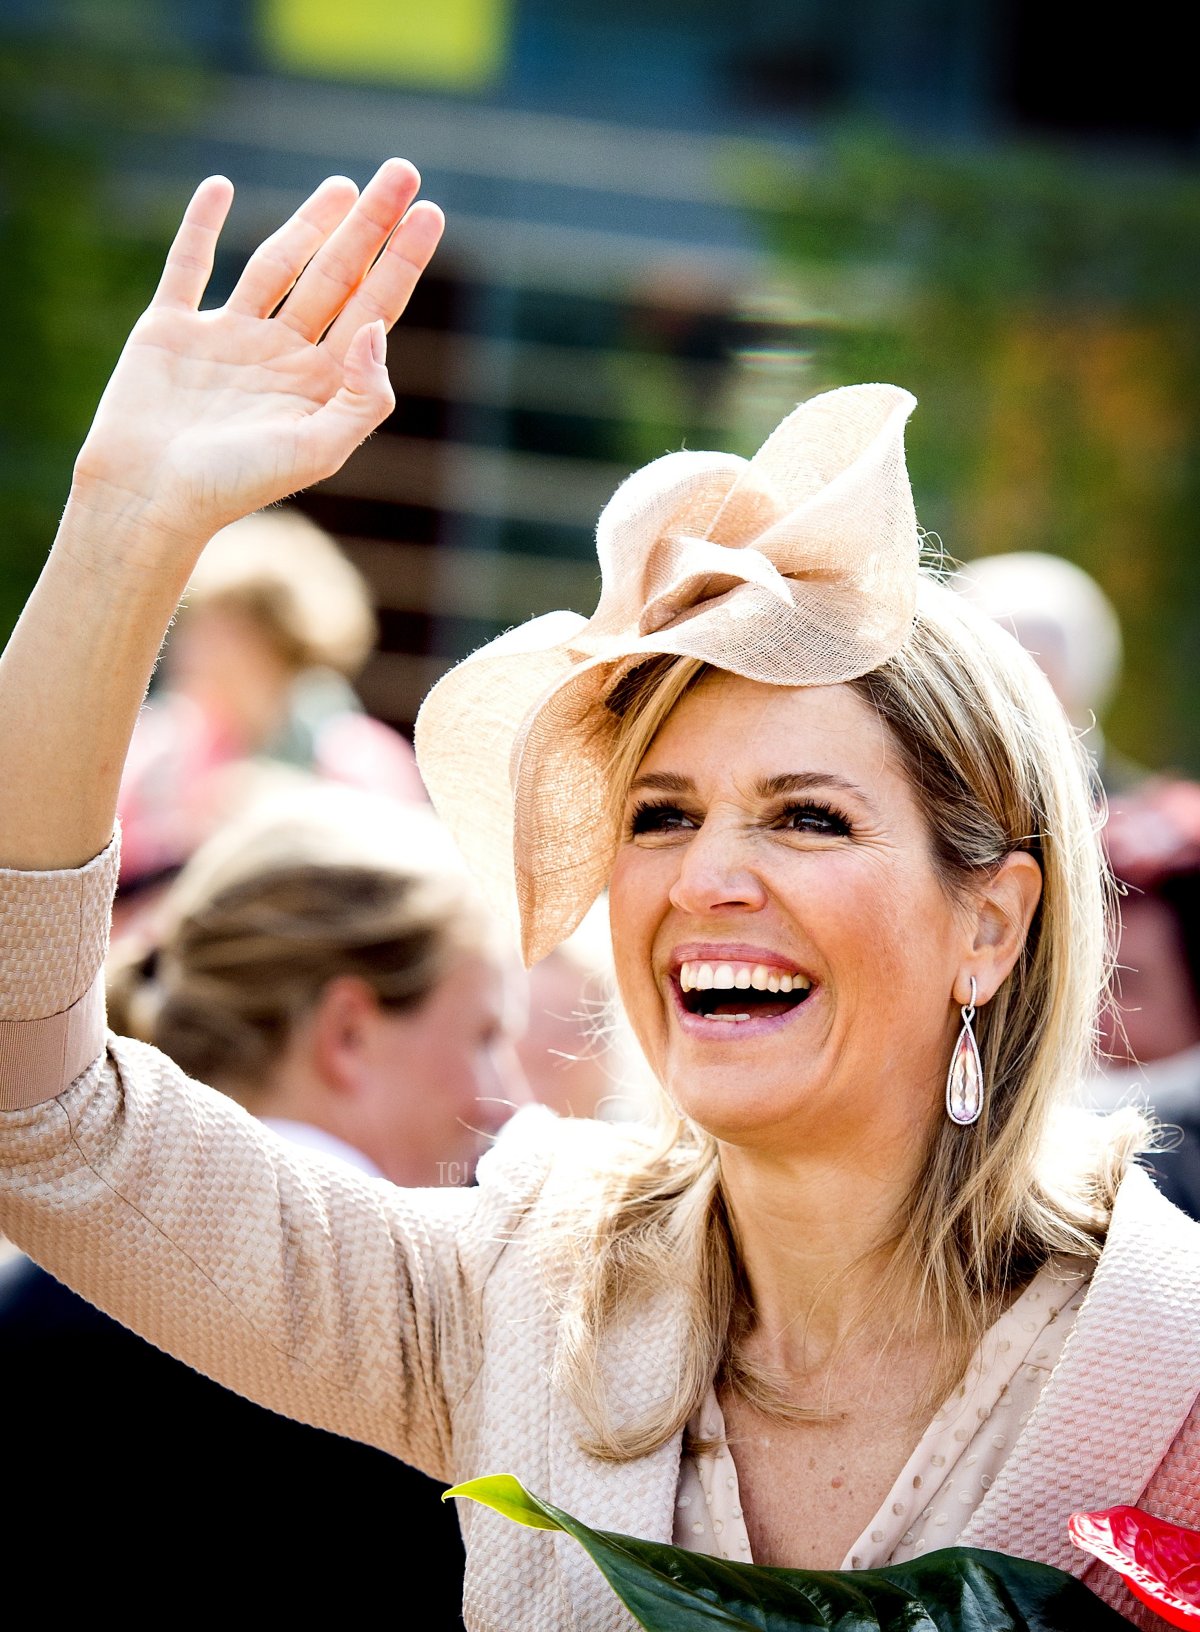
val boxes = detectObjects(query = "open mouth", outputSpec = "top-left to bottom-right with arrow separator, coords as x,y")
676,959 -> 814,1024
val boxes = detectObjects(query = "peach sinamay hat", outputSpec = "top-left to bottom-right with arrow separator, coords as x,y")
415,383 -> 921,965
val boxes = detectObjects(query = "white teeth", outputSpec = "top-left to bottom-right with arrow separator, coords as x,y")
701,1012 -> 752,1023
678,960 -> 811,994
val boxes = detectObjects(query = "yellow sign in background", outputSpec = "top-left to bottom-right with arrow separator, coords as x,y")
261,0 -> 511,87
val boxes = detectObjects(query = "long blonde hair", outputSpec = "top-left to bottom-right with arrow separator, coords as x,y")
554,575 -> 1151,1460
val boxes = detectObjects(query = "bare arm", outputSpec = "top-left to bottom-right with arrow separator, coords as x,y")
0,161 -> 443,869
0,168 -> 540,1470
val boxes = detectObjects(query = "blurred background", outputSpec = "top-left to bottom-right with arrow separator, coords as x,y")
1,0 -> 1197,771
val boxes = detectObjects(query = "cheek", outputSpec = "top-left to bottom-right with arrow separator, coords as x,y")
834,870 -> 914,965
423,1030 -> 477,1093
445,1052 -> 478,1106
608,869 -> 673,1078
387,1016 -> 447,1097
793,854 -> 960,990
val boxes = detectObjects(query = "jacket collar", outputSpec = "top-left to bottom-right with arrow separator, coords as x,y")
545,1162 -> 1200,1621
959,1165 -> 1200,1574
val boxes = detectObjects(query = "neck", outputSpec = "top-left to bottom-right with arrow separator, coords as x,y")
718,1125 -> 932,1373
229,1057 -> 340,1147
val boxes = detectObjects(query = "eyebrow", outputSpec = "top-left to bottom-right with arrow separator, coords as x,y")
628,769 -> 875,805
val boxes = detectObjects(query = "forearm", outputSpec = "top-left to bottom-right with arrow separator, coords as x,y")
0,490 -> 203,869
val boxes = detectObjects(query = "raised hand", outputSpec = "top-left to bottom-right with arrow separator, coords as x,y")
72,159 -> 443,558
0,161 -> 443,870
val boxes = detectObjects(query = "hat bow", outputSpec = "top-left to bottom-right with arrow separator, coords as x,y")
567,382 -> 921,684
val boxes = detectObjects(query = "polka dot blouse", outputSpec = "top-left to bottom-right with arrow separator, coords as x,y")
673,1255 -> 1090,1570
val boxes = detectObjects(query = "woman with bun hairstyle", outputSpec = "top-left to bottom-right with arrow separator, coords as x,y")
106,789 -> 526,1186
0,163 -> 1197,1631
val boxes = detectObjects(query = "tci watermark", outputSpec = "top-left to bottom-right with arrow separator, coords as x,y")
436,1160 -> 472,1186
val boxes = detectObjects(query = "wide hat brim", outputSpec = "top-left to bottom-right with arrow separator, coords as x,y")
415,383 -> 921,964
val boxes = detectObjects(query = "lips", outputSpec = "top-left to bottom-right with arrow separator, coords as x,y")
668,947 -> 816,1033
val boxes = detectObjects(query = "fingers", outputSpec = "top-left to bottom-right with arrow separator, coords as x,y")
321,199 -> 445,362
225,176 -> 361,319
293,320 -> 396,481
273,158 -> 423,345
152,177 -> 235,311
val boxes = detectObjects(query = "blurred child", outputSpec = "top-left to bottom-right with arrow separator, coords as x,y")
118,508 -> 425,891
518,897 -> 655,1122
954,551 -> 1142,791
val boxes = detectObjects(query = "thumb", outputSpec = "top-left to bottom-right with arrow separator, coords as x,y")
345,318 -> 392,400
294,320 -> 395,481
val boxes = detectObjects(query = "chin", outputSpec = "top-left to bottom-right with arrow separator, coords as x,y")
664,1066 -> 825,1146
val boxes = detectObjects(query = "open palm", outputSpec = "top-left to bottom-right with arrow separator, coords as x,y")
73,161 -> 443,550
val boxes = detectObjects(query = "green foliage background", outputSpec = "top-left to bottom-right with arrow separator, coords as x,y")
737,131 -> 1200,773
0,37 -> 206,639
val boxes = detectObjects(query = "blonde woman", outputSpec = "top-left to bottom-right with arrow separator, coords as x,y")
1,164 -> 1197,1632
106,789 -> 528,1186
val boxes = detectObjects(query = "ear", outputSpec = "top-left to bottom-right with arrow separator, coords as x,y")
308,976 -> 385,1098
955,851 -> 1043,1008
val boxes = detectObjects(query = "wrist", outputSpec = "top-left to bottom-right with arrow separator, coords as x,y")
59,478 -> 212,589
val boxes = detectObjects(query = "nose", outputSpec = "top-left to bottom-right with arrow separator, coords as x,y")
667,816 -> 768,917
501,1048 -> 535,1110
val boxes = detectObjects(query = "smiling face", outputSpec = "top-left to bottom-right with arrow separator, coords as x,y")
608,672 -> 977,1158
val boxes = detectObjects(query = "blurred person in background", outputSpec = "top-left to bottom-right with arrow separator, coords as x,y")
0,789 -> 528,1622
1094,779 -> 1200,1219
117,507 -> 425,896
954,551 -> 1142,792
107,788 -> 529,1185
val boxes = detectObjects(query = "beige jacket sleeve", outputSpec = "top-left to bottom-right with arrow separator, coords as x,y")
0,836 -> 547,1482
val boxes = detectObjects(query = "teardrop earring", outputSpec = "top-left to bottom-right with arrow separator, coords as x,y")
946,977 -> 983,1126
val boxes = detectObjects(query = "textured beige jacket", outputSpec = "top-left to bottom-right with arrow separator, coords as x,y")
2,838 -> 1199,1631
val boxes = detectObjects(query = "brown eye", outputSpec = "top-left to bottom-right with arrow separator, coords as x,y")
779,802 -> 851,836
629,801 -> 696,836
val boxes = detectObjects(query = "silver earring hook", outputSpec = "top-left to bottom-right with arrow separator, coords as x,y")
962,975 -> 977,1025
